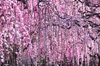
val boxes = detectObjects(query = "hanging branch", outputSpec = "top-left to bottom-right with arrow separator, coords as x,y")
37,0 -> 41,64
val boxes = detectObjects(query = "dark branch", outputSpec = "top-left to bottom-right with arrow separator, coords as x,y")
82,25 -> 88,28
23,44 -> 29,52
93,4 -> 100,8
17,0 -> 27,4
74,20 -> 81,27
85,2 -> 91,7
89,35 -> 97,41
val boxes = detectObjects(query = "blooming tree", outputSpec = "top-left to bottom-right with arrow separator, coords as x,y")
0,0 -> 100,66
